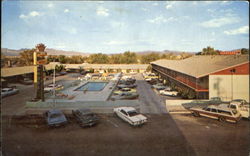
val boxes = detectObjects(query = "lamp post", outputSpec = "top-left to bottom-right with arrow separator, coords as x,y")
230,69 -> 236,100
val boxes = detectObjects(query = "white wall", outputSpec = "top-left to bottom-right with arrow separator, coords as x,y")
209,75 -> 249,102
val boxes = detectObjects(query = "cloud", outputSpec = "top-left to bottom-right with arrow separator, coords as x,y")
111,21 -> 126,28
147,16 -> 177,24
48,3 -> 54,8
103,40 -> 126,45
29,11 -> 40,17
64,9 -> 69,13
200,16 -> 239,28
153,2 -> 158,6
19,14 -> 28,19
165,2 -> 175,9
96,6 -> 109,17
68,28 -> 77,34
19,11 -> 41,19
224,26 -> 249,35
141,8 -> 148,12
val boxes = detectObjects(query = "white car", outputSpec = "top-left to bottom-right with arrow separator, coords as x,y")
114,107 -> 147,126
44,84 -> 64,92
1,88 -> 19,98
159,90 -> 178,96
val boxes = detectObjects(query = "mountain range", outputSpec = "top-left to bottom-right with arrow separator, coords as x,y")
1,48 -> 197,56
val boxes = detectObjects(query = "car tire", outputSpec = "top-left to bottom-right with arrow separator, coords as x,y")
193,112 -> 200,117
219,116 -> 226,122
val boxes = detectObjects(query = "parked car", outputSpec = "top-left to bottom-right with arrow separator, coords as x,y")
120,92 -> 139,100
159,90 -> 178,96
114,107 -> 147,126
72,108 -> 99,127
20,78 -> 33,85
113,88 -> 136,95
152,83 -> 166,90
219,99 -> 249,119
190,105 -> 241,123
1,87 -> 19,98
208,97 -> 223,104
230,99 -> 248,105
59,71 -> 67,75
44,109 -> 67,127
44,84 -> 64,92
117,84 -> 137,89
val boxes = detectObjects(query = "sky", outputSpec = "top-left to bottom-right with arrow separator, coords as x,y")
2,1 -> 249,53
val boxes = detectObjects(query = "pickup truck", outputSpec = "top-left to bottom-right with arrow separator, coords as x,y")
219,99 -> 249,119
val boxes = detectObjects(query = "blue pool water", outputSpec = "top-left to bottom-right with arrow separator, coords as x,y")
75,82 -> 108,91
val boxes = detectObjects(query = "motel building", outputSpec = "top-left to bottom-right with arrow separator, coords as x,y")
151,55 -> 249,102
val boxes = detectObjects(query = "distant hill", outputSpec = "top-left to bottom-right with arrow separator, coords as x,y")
1,48 -> 90,57
134,50 -> 197,56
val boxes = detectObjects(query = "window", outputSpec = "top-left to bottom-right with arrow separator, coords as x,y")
205,108 -> 211,111
120,109 -> 128,116
230,105 -> 237,109
211,109 -> 217,113
217,110 -> 232,116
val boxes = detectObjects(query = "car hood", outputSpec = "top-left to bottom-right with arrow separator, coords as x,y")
48,116 -> 67,124
130,114 -> 147,122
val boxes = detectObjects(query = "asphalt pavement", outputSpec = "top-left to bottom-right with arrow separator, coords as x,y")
135,74 -> 168,114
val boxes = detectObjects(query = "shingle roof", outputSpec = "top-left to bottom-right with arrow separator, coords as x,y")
151,55 -> 249,78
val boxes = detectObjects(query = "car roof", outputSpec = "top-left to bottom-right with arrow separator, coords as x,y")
48,109 -> 63,114
232,99 -> 244,101
2,88 -> 12,90
78,108 -> 92,114
208,105 -> 231,112
119,107 -> 136,112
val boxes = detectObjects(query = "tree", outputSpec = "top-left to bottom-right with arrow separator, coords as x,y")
58,55 -> 67,63
110,54 -> 123,64
146,65 -> 152,72
87,53 -> 109,64
201,46 -> 219,55
19,49 -> 36,65
179,52 -> 193,59
47,55 -> 59,62
141,53 -> 160,64
55,64 -> 65,73
121,51 -> 137,64
241,48 -> 249,55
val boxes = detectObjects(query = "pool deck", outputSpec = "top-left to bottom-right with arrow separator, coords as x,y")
46,80 -> 117,102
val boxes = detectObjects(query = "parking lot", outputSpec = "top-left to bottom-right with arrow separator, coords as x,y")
2,113 -> 249,156
1,73 -> 250,156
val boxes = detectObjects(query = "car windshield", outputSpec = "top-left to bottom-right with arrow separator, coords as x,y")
232,99 -> 244,103
50,113 -> 62,118
127,111 -> 138,117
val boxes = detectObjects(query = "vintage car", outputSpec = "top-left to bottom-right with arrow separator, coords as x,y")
117,84 -> 137,89
190,105 -> 241,123
114,107 -> 147,126
20,78 -> 33,85
44,84 -> 64,92
219,99 -> 249,119
119,92 -> 139,100
152,83 -> 166,90
230,99 -> 248,105
72,108 -> 99,127
159,90 -> 178,96
113,88 -> 136,95
1,87 -> 19,98
44,109 -> 67,127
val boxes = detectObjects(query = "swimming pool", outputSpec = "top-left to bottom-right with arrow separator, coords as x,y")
75,82 -> 108,91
